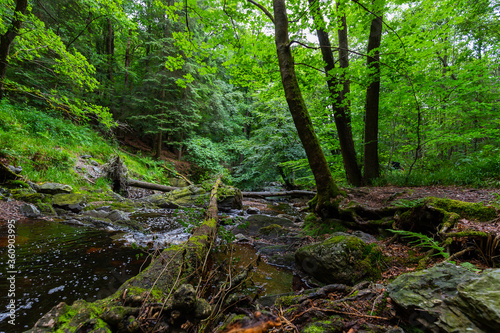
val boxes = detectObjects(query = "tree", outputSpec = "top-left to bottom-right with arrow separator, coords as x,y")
308,0 -> 362,186
0,0 -> 28,100
362,0 -> 385,183
272,0 -> 342,216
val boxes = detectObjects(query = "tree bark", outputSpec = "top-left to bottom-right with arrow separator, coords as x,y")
106,18 -> 114,82
0,0 -> 28,100
308,0 -> 362,187
273,0 -> 341,217
363,0 -> 384,184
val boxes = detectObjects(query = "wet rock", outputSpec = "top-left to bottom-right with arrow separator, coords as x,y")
295,234 -> 383,285
38,182 -> 73,195
19,203 -> 41,217
80,155 -> 92,159
83,209 -> 109,219
234,233 -> 251,242
52,193 -> 85,213
246,207 -> 261,214
236,215 -> 296,238
106,209 -> 130,222
388,262 -> 500,333
173,284 -> 197,310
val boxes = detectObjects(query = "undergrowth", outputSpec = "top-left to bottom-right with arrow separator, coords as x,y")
0,101 -> 174,188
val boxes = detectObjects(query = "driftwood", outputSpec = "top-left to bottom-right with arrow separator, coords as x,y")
241,190 -> 316,198
126,178 -> 178,192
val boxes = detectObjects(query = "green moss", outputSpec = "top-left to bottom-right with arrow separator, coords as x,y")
276,294 -> 302,307
259,224 -> 286,236
428,197 -> 497,221
5,180 -> 30,188
445,231 -> 489,238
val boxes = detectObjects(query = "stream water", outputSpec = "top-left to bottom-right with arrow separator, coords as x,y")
0,219 -> 148,333
0,201 -> 297,332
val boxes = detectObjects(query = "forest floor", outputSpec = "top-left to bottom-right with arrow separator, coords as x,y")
344,185 -> 500,208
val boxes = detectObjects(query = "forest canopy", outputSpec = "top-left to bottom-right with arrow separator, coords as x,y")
0,0 -> 499,189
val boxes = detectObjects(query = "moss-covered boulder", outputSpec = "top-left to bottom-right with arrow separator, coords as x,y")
38,182 -> 73,195
295,233 -> 383,285
52,193 -> 85,213
388,262 -> 500,333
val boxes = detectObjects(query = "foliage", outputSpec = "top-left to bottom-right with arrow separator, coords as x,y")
0,101 -> 171,187
389,229 -> 449,258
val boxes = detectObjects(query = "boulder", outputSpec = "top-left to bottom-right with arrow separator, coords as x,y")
106,210 -> 130,222
19,203 -> 41,218
388,262 -> 500,332
38,183 -> 73,195
52,193 -> 85,213
295,233 -> 382,285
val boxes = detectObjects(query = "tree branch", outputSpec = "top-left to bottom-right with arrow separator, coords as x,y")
246,0 -> 275,24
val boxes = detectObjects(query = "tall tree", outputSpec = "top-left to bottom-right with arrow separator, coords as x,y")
363,0 -> 384,183
273,0 -> 342,216
0,0 -> 28,100
308,0 -> 362,186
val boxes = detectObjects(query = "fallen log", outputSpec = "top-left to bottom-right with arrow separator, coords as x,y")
126,178 -> 179,192
241,190 -> 316,198
28,176 -> 223,332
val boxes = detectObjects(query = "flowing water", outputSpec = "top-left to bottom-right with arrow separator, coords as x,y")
0,202 -> 297,332
0,219 -> 148,333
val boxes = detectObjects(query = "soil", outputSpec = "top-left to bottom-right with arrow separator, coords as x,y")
345,185 -> 499,209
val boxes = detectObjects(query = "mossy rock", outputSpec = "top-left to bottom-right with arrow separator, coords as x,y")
5,179 -> 30,188
52,193 -> 86,213
395,197 -> 497,234
259,223 -> 288,236
38,182 -> 73,195
302,317 -> 344,333
295,234 -> 383,285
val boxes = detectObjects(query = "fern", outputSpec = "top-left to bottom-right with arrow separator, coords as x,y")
389,229 -> 449,258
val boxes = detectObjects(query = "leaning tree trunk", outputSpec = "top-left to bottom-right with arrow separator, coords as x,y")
0,0 -> 28,100
273,0 -> 342,217
363,0 -> 384,184
308,0 -> 362,187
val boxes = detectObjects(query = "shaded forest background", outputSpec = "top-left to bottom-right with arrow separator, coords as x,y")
0,0 -> 499,190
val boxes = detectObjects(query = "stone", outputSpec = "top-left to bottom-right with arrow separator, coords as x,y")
168,177 -> 189,187
38,182 -> 73,195
246,207 -> 261,214
19,203 -> 41,217
52,193 -> 85,213
388,262 -> 500,333
106,210 -> 130,222
7,165 -> 22,174
83,209 -> 109,219
295,234 -> 383,285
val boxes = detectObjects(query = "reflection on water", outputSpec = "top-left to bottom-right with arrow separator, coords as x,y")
223,243 -> 293,296
0,219 -> 148,333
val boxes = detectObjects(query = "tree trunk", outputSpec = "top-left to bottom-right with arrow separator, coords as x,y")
308,0 -> 362,187
0,0 -> 28,100
124,29 -> 132,88
363,0 -> 384,184
126,178 -> 178,192
273,0 -> 341,217
241,190 -> 315,198
155,131 -> 163,160
106,18 -> 114,82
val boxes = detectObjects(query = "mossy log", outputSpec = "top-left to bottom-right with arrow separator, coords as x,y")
27,177 -> 223,333
126,178 -> 178,192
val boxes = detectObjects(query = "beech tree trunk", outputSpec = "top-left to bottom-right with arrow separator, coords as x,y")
363,0 -> 384,184
273,0 -> 341,217
0,0 -> 28,100
308,0 -> 362,187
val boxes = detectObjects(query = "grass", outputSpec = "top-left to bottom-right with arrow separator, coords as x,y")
0,100 -> 174,189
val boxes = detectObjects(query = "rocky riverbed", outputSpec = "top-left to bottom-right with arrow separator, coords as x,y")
1,176 -> 500,332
